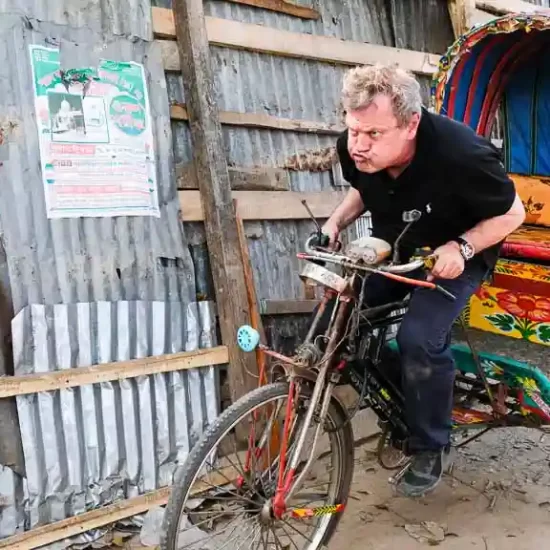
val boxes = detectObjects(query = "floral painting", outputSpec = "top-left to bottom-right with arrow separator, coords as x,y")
469,284 -> 550,345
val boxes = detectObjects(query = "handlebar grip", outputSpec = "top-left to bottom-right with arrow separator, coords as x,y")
307,232 -> 341,251
318,233 -> 330,248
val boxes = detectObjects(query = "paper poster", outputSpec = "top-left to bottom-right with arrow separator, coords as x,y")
29,45 -> 160,218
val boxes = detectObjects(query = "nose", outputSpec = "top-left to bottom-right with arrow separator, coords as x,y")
352,133 -> 372,154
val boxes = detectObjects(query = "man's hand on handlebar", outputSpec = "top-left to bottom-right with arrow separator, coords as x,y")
427,242 -> 465,281
320,219 -> 341,250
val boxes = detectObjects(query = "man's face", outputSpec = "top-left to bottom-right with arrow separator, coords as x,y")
345,94 -> 420,173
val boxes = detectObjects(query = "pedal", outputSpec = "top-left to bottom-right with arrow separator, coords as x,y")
388,459 -> 412,485
289,503 -> 345,519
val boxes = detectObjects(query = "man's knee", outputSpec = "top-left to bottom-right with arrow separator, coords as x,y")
396,318 -> 451,381
396,317 -> 448,355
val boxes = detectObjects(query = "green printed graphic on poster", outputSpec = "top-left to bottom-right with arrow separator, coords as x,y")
29,45 -> 160,218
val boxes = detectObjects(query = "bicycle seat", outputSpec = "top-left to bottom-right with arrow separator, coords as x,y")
346,236 -> 392,265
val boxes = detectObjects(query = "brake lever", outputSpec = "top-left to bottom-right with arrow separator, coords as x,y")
434,284 -> 457,301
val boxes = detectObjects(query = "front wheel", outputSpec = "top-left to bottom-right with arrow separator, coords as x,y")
161,381 -> 354,550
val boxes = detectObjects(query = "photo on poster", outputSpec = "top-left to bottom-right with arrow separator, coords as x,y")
48,92 -> 109,143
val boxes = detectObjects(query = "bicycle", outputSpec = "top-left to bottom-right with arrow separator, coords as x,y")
161,211 -> 550,550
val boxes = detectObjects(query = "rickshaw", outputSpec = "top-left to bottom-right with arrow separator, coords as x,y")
432,12 -> 550,347
159,13 -> 550,550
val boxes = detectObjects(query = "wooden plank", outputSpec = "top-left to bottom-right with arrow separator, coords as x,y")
223,0 -> 319,19
177,162 -> 290,191
0,347 -> 228,399
154,9 -> 441,76
476,0 -> 543,15
260,299 -> 319,315
172,0 -> 258,402
170,103 -> 343,135
179,189 -> 345,222
471,7 -> 496,25
0,467 -> 238,550
235,202 -> 268,384
0,488 -> 171,550
448,0 -> 475,36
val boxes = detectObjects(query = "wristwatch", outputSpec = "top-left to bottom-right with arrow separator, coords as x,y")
455,237 -> 475,261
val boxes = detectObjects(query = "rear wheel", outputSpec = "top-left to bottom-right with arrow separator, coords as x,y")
161,381 -> 354,550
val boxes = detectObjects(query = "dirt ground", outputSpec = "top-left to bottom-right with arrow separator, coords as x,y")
118,329 -> 550,549
331,421 -> 550,550
331,329 -> 550,550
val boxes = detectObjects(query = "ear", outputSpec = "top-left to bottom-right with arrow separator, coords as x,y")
405,112 -> 421,139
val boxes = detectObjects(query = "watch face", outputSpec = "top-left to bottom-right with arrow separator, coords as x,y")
461,242 -> 474,259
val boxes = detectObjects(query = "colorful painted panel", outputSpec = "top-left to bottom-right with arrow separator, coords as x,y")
430,14 -> 550,176
491,258 -> 550,297
502,225 -> 550,260
467,276 -> 550,346
431,14 -> 550,121
511,175 -> 550,226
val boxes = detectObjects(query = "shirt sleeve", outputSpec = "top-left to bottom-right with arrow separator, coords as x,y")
459,141 -> 517,221
336,131 -> 360,187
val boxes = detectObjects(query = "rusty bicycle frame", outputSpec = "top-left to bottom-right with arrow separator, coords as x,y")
240,227 -> 449,519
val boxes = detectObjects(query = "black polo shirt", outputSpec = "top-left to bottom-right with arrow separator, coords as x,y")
336,107 -> 517,269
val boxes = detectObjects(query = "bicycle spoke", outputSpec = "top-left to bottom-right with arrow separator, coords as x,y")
279,517 -> 315,544
270,523 -> 291,550
278,521 -> 302,550
178,512 -> 251,549
165,384 -> 351,550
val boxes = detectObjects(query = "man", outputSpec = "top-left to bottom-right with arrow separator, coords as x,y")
322,64 -> 525,498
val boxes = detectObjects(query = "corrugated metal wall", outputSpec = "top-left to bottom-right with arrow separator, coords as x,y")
0,6 -> 220,544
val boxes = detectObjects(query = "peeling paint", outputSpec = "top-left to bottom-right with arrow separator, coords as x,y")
0,118 -> 19,145
283,146 -> 337,172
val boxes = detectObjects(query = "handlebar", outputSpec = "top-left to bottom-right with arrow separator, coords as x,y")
304,233 -> 342,254
304,234 -> 424,274
301,234 -> 457,301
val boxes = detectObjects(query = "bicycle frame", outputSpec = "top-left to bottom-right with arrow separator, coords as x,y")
236,233 -> 442,518
270,287 -> 353,518
250,257 -> 410,518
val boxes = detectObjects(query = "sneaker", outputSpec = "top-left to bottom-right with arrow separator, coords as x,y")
395,446 -> 453,498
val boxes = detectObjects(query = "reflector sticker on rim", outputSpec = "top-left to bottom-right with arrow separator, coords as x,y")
290,503 -> 345,519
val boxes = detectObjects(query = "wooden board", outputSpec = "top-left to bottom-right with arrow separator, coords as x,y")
448,0 -> 476,36
172,0 -> 259,402
0,346 -> 228,398
471,7 -> 496,25
170,103 -> 343,135
476,0 -> 544,15
154,8 -> 441,76
0,488 -> 171,550
224,0 -> 319,19
0,466 -> 238,550
179,189 -> 345,222
177,162 -> 290,191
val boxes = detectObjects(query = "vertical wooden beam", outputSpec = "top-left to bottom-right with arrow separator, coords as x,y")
234,202 -> 267,386
448,0 -> 475,37
172,0 -> 258,401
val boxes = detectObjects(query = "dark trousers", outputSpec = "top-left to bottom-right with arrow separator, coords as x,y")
315,259 -> 488,453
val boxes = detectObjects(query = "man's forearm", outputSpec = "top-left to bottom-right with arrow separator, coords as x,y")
461,193 -> 526,253
329,187 -> 365,230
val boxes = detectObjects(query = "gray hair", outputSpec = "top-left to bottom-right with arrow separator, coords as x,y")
341,64 -> 422,126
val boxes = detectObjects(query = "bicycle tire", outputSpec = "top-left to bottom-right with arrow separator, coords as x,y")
160,381 -> 355,550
